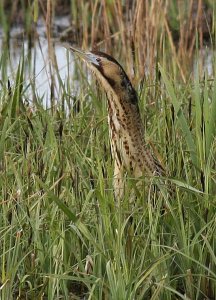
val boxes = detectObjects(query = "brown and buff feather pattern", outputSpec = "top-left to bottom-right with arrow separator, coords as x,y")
68,47 -> 166,199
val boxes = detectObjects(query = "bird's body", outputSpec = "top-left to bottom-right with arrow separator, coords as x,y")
105,77 -> 164,198
67,46 -> 165,198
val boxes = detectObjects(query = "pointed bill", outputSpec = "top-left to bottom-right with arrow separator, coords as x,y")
62,43 -> 100,66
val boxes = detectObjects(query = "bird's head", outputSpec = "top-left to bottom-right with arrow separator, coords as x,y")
66,45 -> 138,104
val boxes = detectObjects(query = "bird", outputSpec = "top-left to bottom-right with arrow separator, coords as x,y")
66,45 -> 166,200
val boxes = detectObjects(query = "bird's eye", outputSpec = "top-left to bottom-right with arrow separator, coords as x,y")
96,58 -> 101,62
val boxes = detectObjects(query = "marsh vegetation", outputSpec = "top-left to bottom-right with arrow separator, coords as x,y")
0,1 -> 216,299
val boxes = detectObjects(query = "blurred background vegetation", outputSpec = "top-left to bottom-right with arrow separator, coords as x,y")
0,0 -> 215,79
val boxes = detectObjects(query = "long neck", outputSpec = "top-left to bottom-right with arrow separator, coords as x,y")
106,88 -> 145,173
105,88 -> 164,177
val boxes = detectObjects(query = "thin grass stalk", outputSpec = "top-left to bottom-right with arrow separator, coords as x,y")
102,0 -> 111,51
90,0 -> 99,48
164,17 -> 186,83
46,0 -> 55,111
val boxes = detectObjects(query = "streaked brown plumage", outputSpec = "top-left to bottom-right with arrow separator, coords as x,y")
67,46 -> 165,198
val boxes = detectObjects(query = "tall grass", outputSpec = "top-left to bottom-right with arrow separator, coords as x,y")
0,0 -> 216,299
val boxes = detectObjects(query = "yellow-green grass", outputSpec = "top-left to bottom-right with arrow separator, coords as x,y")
0,41 -> 215,299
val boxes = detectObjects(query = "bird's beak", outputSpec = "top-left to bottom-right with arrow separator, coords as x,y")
63,44 -> 100,66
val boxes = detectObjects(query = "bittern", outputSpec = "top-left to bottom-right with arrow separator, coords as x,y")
67,46 -> 165,199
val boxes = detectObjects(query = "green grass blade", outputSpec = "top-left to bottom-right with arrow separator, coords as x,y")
159,65 -> 198,168
35,176 -> 78,222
